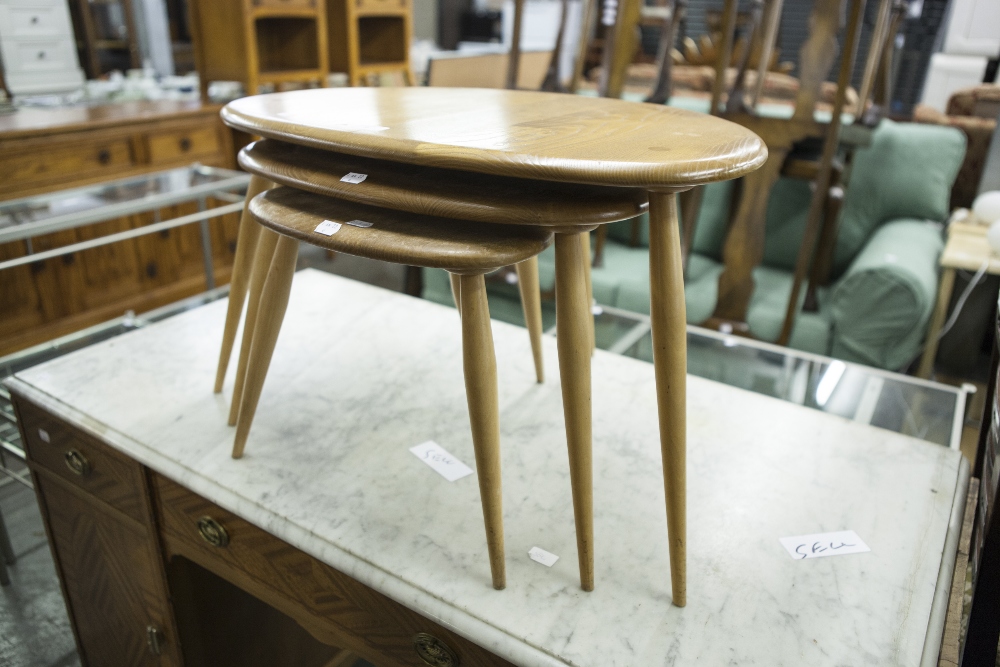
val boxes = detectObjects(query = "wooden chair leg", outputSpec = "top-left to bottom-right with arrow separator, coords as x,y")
581,231 -> 595,353
214,176 -> 273,393
232,235 -> 300,459
229,226 -> 281,426
449,271 -> 462,317
647,191 -> 687,607
554,232 -> 594,591
515,257 -> 545,383
457,272 -> 506,590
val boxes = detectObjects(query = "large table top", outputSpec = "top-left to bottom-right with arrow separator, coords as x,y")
222,88 -> 767,188
7,270 -> 966,666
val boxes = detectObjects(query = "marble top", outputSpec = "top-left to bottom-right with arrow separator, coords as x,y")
7,269 -> 966,667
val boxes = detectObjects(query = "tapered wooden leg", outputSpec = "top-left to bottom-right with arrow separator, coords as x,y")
648,191 -> 687,607
515,257 -> 544,383
229,226 -> 281,426
214,176 -> 273,393
457,273 -> 506,590
554,232 -> 594,591
581,230 -> 595,353
449,271 -> 462,317
232,235 -> 300,459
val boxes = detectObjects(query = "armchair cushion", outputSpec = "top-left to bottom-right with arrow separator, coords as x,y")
829,218 -> 944,370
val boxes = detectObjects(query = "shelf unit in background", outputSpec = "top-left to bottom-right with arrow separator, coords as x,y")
0,0 -> 86,97
189,0 -> 329,101
68,0 -> 141,78
327,0 -> 414,85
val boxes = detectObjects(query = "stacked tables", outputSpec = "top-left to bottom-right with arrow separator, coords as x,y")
217,87 -> 766,602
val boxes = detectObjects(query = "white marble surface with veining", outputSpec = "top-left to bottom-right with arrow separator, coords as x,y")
8,269 -> 965,667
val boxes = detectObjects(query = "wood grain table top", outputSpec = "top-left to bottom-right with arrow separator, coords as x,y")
240,139 -> 649,226
0,100 -> 219,140
250,186 -> 553,273
222,88 -> 767,188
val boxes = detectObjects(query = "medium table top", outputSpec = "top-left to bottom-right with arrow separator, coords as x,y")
7,270 -> 965,667
222,88 -> 767,188
240,139 -> 649,226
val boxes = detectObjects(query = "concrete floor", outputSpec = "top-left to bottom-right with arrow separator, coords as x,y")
0,463 -> 81,667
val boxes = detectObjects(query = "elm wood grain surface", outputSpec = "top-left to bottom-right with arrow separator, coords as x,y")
221,87 -> 766,601
239,139 -> 650,227
221,88 -> 767,188
236,187 -> 554,589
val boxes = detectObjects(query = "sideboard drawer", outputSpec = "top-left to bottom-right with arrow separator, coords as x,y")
147,126 -> 221,165
1,138 -> 135,189
5,38 -> 76,73
153,474 -> 515,667
16,398 -> 147,523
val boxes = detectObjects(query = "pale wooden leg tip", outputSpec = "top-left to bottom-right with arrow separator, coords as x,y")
581,581 -> 594,592
672,593 -> 686,607
491,577 -> 506,591
231,451 -> 244,460
227,415 -> 238,427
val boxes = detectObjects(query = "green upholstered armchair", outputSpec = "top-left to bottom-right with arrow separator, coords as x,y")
422,119 -> 966,371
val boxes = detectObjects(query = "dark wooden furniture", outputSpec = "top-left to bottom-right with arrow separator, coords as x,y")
0,101 -> 240,357
10,390 -> 517,667
68,0 -> 141,78
963,298 -> 1000,666
188,0 -> 329,101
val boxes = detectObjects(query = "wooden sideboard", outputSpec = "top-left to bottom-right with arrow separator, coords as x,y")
0,101 -> 244,357
11,393 -> 514,667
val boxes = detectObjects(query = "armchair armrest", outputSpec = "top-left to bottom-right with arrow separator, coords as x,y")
829,219 -> 944,370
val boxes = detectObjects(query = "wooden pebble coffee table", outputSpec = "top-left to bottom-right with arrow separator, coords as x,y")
238,186 -> 552,590
221,88 -> 767,604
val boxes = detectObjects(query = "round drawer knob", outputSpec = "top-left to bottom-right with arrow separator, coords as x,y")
64,449 -> 91,476
413,633 -> 459,667
179,137 -> 192,151
196,516 -> 229,548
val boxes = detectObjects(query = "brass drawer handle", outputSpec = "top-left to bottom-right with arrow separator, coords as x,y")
196,516 -> 229,548
64,449 -> 91,476
146,625 -> 165,655
413,633 -> 459,667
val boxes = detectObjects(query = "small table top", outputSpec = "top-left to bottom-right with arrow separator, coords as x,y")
222,88 -> 767,188
942,221 -> 1000,274
250,187 -> 553,272
6,269 -> 966,667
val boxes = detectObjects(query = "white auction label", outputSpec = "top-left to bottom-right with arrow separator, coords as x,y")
341,172 -> 368,184
779,530 -> 870,560
409,441 -> 473,482
314,220 -> 342,236
528,546 -> 559,567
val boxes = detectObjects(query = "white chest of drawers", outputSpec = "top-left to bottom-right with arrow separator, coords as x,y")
0,0 -> 85,96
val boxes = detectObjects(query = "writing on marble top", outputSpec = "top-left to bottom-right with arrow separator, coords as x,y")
779,530 -> 870,560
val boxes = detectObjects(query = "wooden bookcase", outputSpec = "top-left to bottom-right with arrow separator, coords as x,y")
189,0 -> 328,100
68,0 -> 141,78
326,0 -> 414,85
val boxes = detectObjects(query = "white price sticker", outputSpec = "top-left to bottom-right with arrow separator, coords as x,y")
779,530 -> 870,560
314,220 -> 342,236
341,172 -> 368,184
409,441 -> 473,482
528,546 -> 559,567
